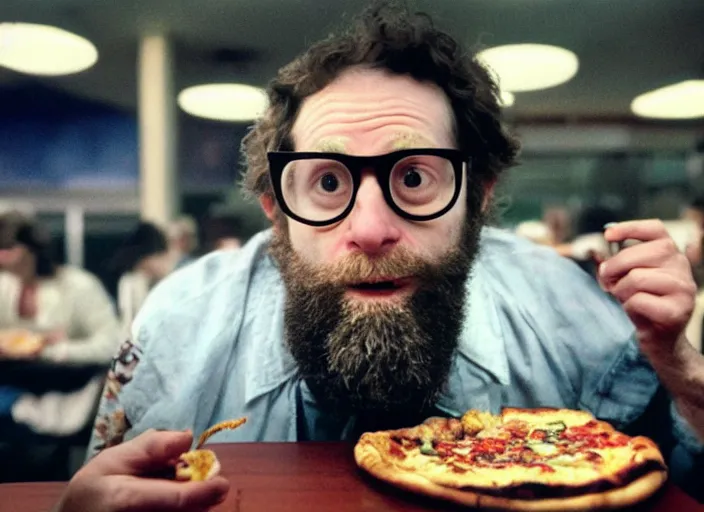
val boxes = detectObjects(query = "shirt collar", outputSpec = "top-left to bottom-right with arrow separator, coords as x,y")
452,261 -> 511,386
242,235 -> 298,404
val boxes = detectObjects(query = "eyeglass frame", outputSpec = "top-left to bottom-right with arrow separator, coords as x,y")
267,148 -> 470,227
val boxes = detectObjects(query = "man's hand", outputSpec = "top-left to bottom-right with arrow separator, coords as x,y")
600,219 -> 704,443
53,430 -> 230,512
599,219 -> 697,356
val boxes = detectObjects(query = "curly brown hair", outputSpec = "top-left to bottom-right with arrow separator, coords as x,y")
241,0 -> 520,205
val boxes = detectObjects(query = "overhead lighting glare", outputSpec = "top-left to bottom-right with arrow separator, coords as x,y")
0,22 -> 98,76
477,44 -> 579,92
500,90 -> 515,107
631,80 -> 704,119
178,83 -> 268,122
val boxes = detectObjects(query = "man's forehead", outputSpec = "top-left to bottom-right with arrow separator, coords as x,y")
290,67 -> 455,154
308,132 -> 438,154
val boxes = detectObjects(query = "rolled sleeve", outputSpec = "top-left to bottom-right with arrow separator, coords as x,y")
671,401 -> 704,455
579,338 -> 660,430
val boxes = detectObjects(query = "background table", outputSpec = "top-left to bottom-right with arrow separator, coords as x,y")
1,443 -> 702,512
0,359 -> 108,482
0,359 -> 108,394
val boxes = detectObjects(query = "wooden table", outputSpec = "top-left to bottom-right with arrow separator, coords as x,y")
1,443 -> 702,512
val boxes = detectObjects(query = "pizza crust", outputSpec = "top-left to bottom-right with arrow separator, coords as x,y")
355,440 -> 667,511
501,408 -> 595,425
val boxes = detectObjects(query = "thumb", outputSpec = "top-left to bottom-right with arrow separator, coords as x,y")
95,429 -> 194,476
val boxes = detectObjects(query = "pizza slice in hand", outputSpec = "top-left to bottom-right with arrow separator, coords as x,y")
175,417 -> 247,482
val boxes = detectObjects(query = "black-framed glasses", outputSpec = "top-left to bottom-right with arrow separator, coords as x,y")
267,148 -> 469,227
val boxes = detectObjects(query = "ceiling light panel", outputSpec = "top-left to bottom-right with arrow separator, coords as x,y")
478,44 -> 579,92
631,80 -> 704,119
0,22 -> 98,76
178,83 -> 268,122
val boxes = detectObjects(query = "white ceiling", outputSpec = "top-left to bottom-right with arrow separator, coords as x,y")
0,0 -> 703,122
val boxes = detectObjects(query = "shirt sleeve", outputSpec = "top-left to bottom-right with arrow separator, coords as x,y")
84,337 -> 142,461
670,401 -> 704,455
582,335 -> 704,489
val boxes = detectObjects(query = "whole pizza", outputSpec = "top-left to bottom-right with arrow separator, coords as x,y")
354,407 -> 667,511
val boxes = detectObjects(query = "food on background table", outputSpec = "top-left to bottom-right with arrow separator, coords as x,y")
0,329 -> 44,358
355,407 -> 667,511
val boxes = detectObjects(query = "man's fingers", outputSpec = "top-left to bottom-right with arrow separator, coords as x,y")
604,219 -> 668,243
622,292 -> 692,333
94,429 -> 194,475
606,269 -> 691,304
107,475 -> 229,512
599,239 -> 681,282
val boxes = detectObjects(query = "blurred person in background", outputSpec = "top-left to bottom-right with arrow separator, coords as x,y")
0,211 -> 120,363
111,222 -> 173,335
167,216 -> 199,270
542,206 -> 571,245
200,213 -> 245,253
682,197 -> 704,353
552,206 -> 622,277
0,211 -> 120,442
514,220 -> 555,246
682,196 -> 704,231
681,196 -> 704,277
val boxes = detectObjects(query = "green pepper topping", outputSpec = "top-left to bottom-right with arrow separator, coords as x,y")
420,439 -> 438,456
546,421 -> 567,432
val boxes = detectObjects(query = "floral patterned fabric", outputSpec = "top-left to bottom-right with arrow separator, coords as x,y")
87,339 -> 141,457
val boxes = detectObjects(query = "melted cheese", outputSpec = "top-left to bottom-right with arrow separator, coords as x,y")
528,442 -> 559,456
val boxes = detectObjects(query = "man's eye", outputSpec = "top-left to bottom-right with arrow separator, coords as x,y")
320,173 -> 340,192
403,169 -> 423,188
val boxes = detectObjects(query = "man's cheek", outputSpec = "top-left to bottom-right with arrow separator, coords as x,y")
289,228 -> 330,265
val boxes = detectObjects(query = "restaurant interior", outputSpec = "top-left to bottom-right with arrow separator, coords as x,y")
0,0 -> 703,509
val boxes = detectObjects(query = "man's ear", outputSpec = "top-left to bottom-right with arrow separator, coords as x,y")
260,194 -> 276,222
482,180 -> 497,213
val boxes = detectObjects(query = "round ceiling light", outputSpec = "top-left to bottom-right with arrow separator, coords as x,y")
178,83 -> 268,122
631,80 -> 704,120
500,91 -> 515,107
477,44 -> 579,92
0,22 -> 98,76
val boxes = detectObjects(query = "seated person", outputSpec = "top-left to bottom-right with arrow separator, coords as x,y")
0,212 -> 120,363
111,222 -> 174,335
200,213 -> 245,253
682,197 -> 704,353
167,216 -> 199,270
0,212 -> 121,437
54,3 -> 704,511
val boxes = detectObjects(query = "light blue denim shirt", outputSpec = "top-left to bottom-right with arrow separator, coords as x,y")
87,228 -> 703,482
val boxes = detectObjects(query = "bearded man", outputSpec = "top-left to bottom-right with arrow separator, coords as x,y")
54,2 -> 704,511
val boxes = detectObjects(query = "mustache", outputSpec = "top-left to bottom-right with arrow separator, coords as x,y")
292,247 -> 442,288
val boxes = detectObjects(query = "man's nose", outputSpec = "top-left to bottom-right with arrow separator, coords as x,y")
344,174 -> 401,256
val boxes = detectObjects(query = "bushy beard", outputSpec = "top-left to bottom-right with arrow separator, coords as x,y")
269,216 -> 483,417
